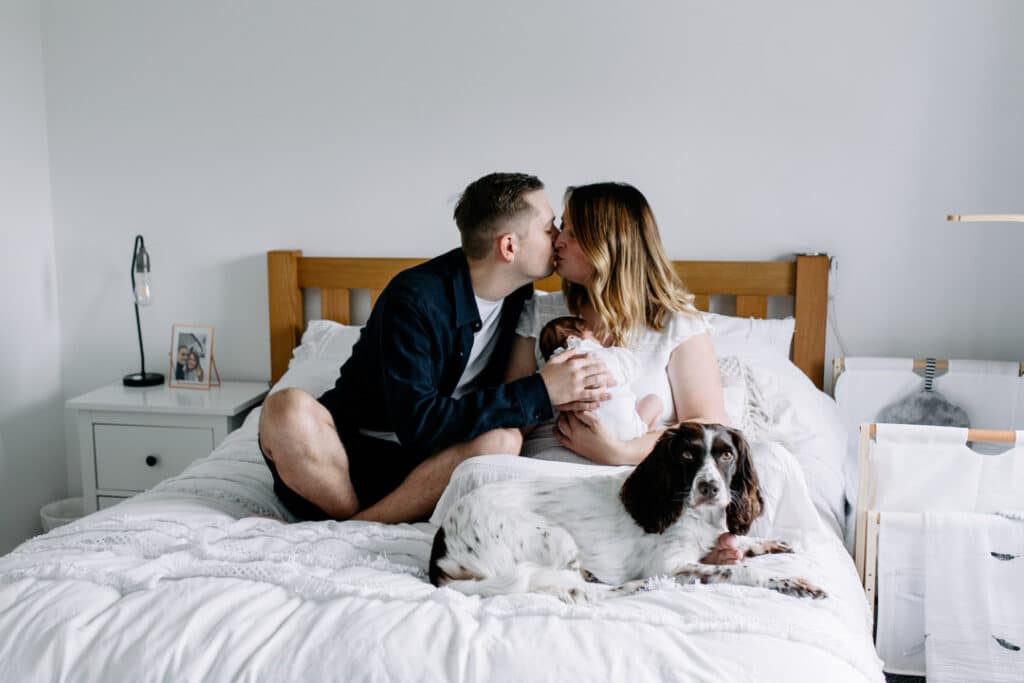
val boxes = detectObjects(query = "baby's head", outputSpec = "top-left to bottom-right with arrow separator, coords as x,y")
538,316 -> 593,361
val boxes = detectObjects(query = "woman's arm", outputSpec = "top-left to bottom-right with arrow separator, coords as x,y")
667,332 -> 728,424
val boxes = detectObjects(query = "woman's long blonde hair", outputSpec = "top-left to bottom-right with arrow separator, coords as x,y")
562,183 -> 698,346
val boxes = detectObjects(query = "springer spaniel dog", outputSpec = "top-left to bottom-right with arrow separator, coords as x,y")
429,422 -> 826,602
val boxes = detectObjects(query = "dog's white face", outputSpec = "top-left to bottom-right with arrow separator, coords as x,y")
687,425 -> 743,511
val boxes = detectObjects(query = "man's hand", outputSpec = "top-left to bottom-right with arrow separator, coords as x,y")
555,399 -> 605,413
538,350 -> 615,408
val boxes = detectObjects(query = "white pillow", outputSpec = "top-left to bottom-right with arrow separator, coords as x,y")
291,319 -> 363,362
269,320 -> 363,397
726,349 -> 848,535
269,358 -> 340,397
719,356 -> 772,440
704,312 -> 794,359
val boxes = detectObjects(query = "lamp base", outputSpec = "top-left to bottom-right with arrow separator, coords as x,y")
123,372 -> 165,387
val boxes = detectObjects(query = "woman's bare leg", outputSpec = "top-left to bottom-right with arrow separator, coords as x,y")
258,388 -> 360,520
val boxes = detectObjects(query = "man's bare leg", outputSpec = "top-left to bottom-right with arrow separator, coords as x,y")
258,388 -> 360,520
352,428 -> 523,524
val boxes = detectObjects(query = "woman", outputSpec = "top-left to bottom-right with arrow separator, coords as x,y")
507,182 -> 740,562
508,182 -> 727,465
184,350 -> 205,383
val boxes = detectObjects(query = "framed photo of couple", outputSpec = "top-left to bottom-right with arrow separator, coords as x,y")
169,324 -> 221,390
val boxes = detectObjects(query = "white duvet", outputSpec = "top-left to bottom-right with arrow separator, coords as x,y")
0,406 -> 882,682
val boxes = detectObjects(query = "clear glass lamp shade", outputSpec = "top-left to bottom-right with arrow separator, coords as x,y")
134,272 -> 153,306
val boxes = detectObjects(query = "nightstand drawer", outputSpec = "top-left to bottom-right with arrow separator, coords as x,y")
93,424 -> 214,491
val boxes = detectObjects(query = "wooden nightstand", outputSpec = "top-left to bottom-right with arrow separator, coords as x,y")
67,381 -> 268,512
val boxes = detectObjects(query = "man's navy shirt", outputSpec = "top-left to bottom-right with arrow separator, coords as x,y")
321,248 -> 554,455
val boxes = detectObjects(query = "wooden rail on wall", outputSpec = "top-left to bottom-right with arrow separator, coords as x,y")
267,251 -> 829,388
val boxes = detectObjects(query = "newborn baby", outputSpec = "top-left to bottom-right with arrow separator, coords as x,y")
538,316 -> 662,441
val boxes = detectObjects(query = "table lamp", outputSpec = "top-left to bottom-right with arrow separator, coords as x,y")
123,234 -> 164,387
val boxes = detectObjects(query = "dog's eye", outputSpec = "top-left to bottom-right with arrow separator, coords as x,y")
719,451 -> 734,461
680,451 -> 693,460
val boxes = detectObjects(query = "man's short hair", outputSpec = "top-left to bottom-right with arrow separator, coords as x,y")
454,172 -> 544,259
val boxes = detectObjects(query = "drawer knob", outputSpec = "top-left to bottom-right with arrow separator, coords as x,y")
145,454 -> 159,467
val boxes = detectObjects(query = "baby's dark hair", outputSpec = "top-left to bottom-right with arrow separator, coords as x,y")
538,316 -> 589,361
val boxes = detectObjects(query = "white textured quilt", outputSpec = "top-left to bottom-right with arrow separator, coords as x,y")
0,412 -> 883,682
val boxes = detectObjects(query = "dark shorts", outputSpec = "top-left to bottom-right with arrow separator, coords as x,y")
259,389 -> 425,521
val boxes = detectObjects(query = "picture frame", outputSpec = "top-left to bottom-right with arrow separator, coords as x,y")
168,324 -> 220,390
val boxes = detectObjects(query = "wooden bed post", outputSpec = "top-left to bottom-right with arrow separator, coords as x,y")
793,254 -> 829,389
268,250 -> 303,384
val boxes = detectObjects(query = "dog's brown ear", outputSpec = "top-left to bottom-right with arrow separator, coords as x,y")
725,428 -> 763,535
620,429 -> 686,534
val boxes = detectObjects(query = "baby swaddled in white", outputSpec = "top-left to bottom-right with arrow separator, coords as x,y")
538,316 -> 662,441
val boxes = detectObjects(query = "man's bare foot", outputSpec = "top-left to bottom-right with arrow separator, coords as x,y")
701,532 -> 742,564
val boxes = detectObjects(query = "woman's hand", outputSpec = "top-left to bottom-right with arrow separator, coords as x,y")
555,411 -> 663,465
554,410 -> 629,465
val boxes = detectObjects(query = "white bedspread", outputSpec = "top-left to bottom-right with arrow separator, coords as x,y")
0,411 -> 883,682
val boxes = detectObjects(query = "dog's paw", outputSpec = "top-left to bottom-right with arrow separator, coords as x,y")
556,586 -> 596,605
610,579 -> 650,597
548,585 -> 598,606
750,540 -> 794,556
767,577 -> 827,600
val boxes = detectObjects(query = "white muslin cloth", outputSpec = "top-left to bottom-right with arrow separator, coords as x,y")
834,358 -> 1024,549
875,511 -> 927,676
870,425 -> 1024,515
924,511 -> 1024,683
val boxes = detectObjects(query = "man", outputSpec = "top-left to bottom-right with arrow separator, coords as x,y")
258,172 -> 613,524
174,345 -> 189,380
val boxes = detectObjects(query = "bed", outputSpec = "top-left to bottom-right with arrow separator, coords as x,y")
0,251 -> 885,682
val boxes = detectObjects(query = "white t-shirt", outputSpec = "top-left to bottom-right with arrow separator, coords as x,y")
452,296 -> 504,399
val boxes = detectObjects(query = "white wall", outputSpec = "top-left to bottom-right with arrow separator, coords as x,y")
38,1 -> 1024,495
1,0 -> 64,554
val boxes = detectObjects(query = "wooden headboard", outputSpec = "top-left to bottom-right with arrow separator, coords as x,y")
267,251 -> 830,388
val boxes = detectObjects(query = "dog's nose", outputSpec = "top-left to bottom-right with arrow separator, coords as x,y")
698,480 -> 719,498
